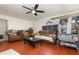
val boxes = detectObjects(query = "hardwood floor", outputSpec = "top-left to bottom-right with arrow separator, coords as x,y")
0,41 -> 78,55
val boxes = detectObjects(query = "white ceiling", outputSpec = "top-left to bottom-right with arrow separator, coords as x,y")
0,4 -> 79,21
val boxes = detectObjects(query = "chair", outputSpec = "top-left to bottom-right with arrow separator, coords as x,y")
58,34 -> 79,50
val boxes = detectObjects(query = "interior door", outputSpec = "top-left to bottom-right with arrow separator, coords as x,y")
0,19 -> 7,41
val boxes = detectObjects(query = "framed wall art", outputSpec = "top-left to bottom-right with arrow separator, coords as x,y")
71,15 -> 79,34
59,17 -> 68,25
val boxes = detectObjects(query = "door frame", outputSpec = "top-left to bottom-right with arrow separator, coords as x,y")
0,19 -> 8,41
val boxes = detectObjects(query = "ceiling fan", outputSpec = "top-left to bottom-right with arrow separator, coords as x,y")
22,4 -> 45,16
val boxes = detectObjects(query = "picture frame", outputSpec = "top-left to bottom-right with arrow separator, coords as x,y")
59,17 -> 68,25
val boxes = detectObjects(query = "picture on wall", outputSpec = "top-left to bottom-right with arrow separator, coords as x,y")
60,25 -> 67,34
72,16 -> 79,23
46,20 -> 53,26
60,17 -> 68,25
71,23 -> 79,34
59,17 -> 68,34
71,16 -> 79,34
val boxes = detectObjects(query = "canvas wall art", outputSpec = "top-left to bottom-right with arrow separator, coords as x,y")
59,17 -> 68,25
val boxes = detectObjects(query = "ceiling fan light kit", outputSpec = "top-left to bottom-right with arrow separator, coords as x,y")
32,10 -> 36,14
22,4 -> 45,16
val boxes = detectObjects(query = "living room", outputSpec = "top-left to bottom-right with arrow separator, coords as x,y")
0,4 -> 79,55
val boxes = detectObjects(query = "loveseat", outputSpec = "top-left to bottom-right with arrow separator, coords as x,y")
7,28 -> 34,43
7,30 -> 24,42
58,34 -> 79,50
34,31 -> 58,44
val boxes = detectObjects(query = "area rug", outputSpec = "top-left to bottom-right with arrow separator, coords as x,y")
0,49 -> 20,55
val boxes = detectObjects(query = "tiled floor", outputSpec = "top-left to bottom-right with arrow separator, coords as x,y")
0,41 -> 78,55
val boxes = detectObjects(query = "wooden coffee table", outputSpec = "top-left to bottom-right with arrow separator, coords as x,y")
24,38 -> 41,48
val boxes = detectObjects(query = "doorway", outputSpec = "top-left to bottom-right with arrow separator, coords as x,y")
0,19 -> 7,41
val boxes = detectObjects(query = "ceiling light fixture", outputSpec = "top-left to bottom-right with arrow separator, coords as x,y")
22,4 -> 45,16
32,10 -> 36,13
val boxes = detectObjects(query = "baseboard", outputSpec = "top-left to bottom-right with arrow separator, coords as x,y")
0,39 -> 8,43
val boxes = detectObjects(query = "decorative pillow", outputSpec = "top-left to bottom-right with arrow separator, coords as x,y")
9,33 -> 14,36
49,34 -> 53,37
13,32 -> 17,36
43,32 -> 49,36
24,32 -> 28,36
39,31 -> 49,36
7,30 -> 17,37
35,32 -> 40,35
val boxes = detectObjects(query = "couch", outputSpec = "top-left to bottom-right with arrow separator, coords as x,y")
7,30 -> 24,42
58,34 -> 79,50
34,31 -> 58,44
7,28 -> 34,43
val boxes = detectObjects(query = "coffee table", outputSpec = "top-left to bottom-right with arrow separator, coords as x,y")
24,37 -> 41,48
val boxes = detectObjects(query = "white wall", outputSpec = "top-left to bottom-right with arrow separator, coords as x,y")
67,17 -> 72,34
1,9 -> 79,33
33,9 -> 79,33
33,16 -> 72,34
32,17 -> 60,33
0,14 -> 32,30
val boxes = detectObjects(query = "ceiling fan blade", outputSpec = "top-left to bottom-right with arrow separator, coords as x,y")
34,4 -> 39,10
22,6 -> 32,10
34,13 -> 37,16
36,10 -> 45,13
26,11 -> 31,14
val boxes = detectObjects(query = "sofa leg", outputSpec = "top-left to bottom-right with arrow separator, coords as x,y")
76,47 -> 79,55
32,44 -> 35,48
75,41 -> 79,54
76,48 -> 79,55
8,40 -> 11,43
77,50 -> 79,54
57,40 -> 60,45
24,41 -> 26,44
